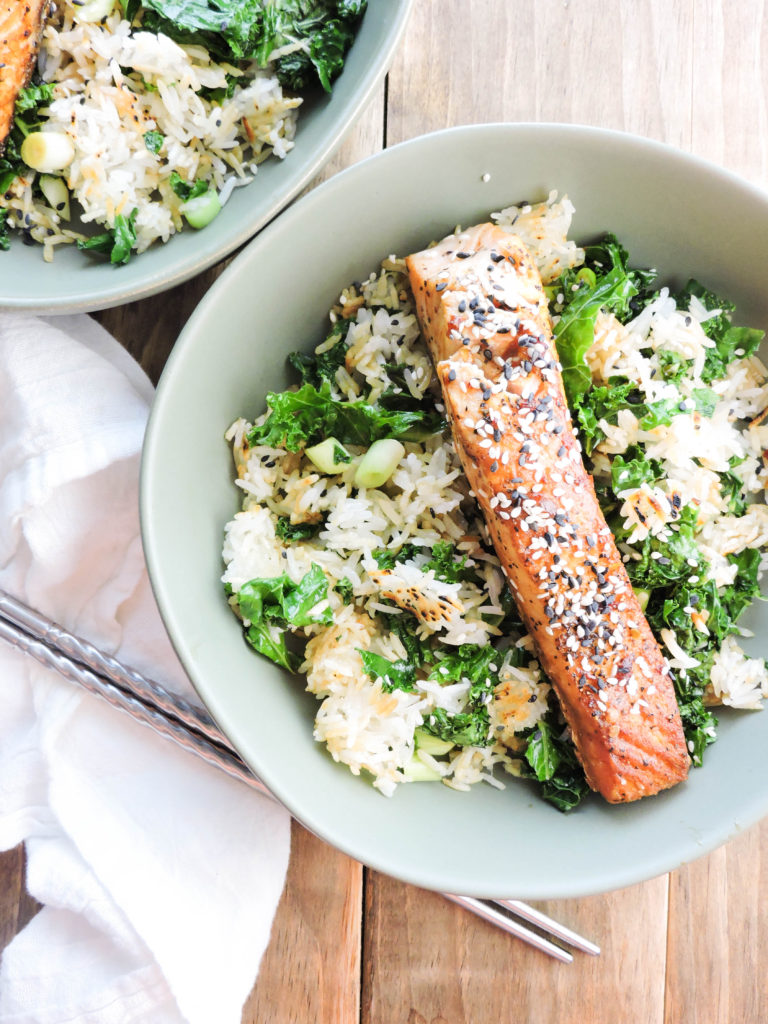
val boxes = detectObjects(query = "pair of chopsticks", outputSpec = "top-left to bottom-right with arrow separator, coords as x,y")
0,589 -> 599,963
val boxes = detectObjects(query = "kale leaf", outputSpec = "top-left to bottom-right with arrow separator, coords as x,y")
610,445 -> 665,493
419,645 -> 499,748
553,235 -> 655,407
246,380 -> 444,451
358,650 -> 417,692
237,563 -> 332,670
76,209 -> 139,265
642,549 -> 762,762
576,381 -> 715,456
169,170 -> 208,200
619,506 -> 706,591
288,320 -> 351,387
518,715 -> 590,812
0,210 -> 10,252
333,576 -> 354,605
274,515 -> 324,541
371,540 -> 475,585
675,280 -> 764,383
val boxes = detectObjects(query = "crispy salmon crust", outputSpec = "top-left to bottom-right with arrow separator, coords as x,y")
406,224 -> 690,803
0,0 -> 49,152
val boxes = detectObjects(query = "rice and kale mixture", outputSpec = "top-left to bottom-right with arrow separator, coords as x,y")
0,0 -> 365,262
222,193 -> 768,809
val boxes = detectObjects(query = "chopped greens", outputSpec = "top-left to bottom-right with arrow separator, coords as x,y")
0,83 -> 55,196
371,541 -> 476,585
143,129 -> 165,154
553,235 -> 655,407
359,650 -> 417,692
333,577 -> 355,605
169,171 -> 208,201
644,549 -> 763,762
76,209 -> 139,265
237,564 -> 332,670
519,716 -> 591,813
418,646 -> 499,748
620,506 -> 706,591
121,0 -> 366,91
289,320 -> 351,387
246,380 -> 445,451
274,516 -> 324,541
0,210 -> 10,252
676,280 -> 765,382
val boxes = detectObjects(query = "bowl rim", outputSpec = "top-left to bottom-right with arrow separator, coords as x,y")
2,0 -> 415,315
141,121 -> 768,898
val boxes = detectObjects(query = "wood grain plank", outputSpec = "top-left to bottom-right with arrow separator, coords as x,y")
242,822 -> 363,1024
362,873 -> 668,1023
0,845 -> 40,954
692,0 -> 768,185
385,0 -> 697,147
665,816 -> 768,1023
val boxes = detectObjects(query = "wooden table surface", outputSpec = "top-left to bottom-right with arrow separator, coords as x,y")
3,1 -> 768,1020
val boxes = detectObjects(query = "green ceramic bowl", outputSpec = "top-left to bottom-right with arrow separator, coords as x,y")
1,0 -> 413,314
142,124 -> 768,899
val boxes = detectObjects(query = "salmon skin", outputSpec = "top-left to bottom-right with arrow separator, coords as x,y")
0,0 -> 50,153
406,224 -> 690,804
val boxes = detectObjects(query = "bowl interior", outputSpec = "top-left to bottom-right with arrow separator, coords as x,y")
2,0 -> 413,314
141,124 -> 768,899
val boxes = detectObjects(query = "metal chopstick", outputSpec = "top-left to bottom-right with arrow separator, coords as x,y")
0,590 -> 599,960
495,899 -> 600,956
0,590 -> 222,745
442,895 -> 574,962
0,616 -> 272,800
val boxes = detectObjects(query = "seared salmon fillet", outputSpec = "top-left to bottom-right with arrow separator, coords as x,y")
406,224 -> 690,803
0,0 -> 49,152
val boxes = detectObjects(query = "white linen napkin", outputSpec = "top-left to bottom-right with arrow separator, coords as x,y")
0,312 -> 291,1024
